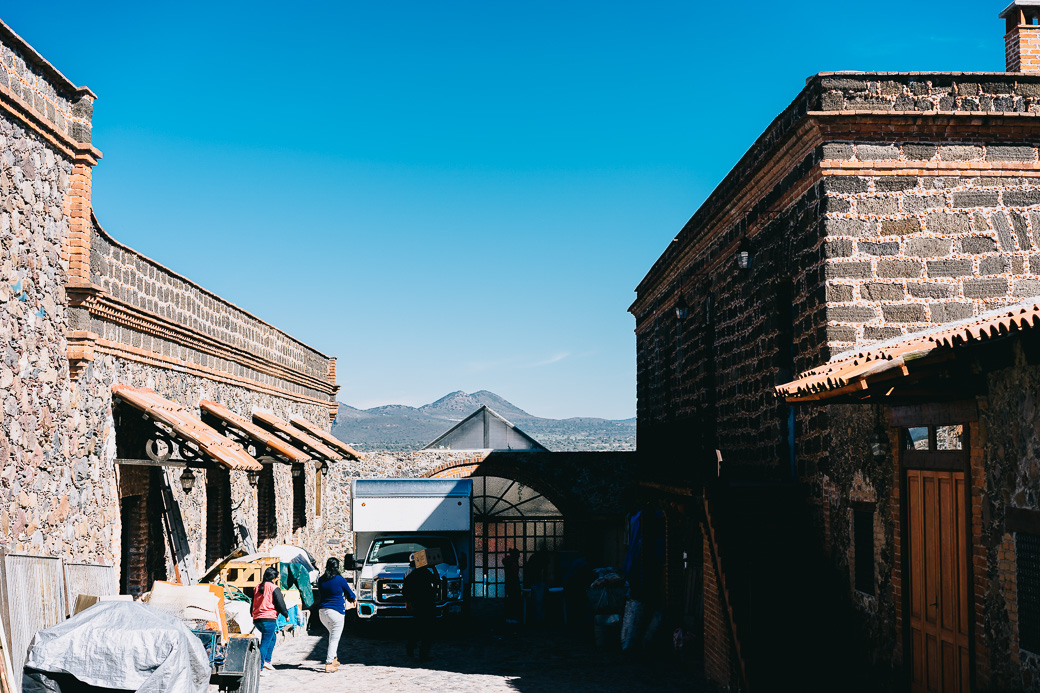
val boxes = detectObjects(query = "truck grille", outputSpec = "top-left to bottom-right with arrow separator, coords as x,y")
376,579 -> 405,605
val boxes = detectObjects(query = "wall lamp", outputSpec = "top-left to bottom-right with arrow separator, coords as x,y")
674,294 -> 690,320
736,240 -> 753,270
180,468 -> 197,494
247,470 -> 259,487
291,464 -> 303,478
320,460 -> 330,476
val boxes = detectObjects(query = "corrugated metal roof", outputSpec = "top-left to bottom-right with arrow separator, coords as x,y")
777,299 -> 1040,401
200,400 -> 310,463
289,415 -> 361,460
252,411 -> 342,462
111,385 -> 262,470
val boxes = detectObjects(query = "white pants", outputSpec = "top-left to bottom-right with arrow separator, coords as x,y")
319,608 -> 345,664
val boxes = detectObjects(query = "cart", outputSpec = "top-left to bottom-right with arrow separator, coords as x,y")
193,629 -> 261,693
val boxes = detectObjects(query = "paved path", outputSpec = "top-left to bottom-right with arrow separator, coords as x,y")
259,603 -> 703,692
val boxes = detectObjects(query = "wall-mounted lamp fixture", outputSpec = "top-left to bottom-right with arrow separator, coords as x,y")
736,240 -> 753,270
180,468 -> 196,494
320,460 -> 330,476
674,294 -> 689,320
291,464 -> 303,478
247,470 -> 259,487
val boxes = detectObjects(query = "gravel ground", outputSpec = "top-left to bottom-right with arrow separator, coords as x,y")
259,601 -> 703,692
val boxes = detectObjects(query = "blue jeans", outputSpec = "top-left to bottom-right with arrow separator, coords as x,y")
256,620 -> 278,665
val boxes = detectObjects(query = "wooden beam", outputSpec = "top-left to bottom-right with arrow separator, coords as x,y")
115,457 -> 188,468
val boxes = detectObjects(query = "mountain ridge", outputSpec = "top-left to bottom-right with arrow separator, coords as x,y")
332,391 -> 634,453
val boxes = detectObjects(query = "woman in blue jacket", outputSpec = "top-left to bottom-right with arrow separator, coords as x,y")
317,557 -> 356,673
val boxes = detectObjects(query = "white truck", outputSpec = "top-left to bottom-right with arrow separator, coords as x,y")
345,478 -> 472,619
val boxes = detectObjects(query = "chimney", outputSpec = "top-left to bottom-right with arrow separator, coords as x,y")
1003,1 -> 1040,73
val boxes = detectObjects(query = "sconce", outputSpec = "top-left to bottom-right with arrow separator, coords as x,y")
247,470 -> 259,487
674,294 -> 689,320
291,464 -> 303,478
180,468 -> 196,494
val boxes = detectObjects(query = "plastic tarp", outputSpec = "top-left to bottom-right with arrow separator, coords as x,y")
266,545 -> 319,583
279,563 -> 314,608
22,601 -> 210,693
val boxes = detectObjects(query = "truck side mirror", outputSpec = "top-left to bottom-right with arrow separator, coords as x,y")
343,553 -> 356,571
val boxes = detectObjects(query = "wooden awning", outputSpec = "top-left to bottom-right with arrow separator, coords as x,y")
777,299 -> 1040,403
252,411 -> 342,462
199,400 -> 310,463
290,415 -> 361,460
111,385 -> 261,471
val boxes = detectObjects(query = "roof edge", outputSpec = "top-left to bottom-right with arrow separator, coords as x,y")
0,19 -> 96,100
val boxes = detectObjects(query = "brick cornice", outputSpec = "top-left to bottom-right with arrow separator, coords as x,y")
630,110 -> 1040,322
93,338 -> 335,412
0,80 -> 99,165
68,284 -> 337,402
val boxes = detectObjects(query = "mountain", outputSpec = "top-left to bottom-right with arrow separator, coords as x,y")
331,391 -> 635,453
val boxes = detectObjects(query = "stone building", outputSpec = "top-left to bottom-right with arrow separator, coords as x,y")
0,13 -> 355,614
630,3 -> 1040,690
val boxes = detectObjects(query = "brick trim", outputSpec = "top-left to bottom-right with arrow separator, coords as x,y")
0,78 -> 99,165
73,289 -> 336,397
94,338 -> 336,411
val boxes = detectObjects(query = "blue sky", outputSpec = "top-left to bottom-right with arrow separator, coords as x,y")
5,1 -> 1000,419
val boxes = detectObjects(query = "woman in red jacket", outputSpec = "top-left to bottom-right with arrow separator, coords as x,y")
251,567 -> 288,671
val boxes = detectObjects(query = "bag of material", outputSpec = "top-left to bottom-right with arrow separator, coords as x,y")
23,601 -> 209,693
620,598 -> 645,651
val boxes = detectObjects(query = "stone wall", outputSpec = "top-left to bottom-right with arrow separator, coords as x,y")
0,18 -> 341,593
0,86 -> 101,561
823,151 -> 1040,349
89,225 -> 332,395
978,355 -> 1040,690
0,27 -> 93,145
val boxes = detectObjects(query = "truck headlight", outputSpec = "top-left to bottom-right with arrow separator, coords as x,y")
446,579 -> 462,600
359,579 -> 373,600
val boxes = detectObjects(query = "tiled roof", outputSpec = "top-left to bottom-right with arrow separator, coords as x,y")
252,411 -> 342,462
199,400 -> 310,463
777,299 -> 1040,401
289,415 -> 361,460
111,385 -> 261,471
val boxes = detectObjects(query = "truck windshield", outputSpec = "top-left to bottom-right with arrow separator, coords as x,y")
366,538 -> 458,565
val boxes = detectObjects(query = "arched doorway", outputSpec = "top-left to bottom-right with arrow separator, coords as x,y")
471,475 -> 564,598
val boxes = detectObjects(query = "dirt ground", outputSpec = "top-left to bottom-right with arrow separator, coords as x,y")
259,600 -> 703,692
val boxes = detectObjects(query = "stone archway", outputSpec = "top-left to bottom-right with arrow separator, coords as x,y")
424,458 -> 568,598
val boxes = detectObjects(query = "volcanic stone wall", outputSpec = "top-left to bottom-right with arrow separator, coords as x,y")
822,145 -> 1040,348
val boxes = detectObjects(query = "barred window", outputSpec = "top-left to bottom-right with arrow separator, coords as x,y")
1018,532 -> 1040,653
854,506 -> 875,596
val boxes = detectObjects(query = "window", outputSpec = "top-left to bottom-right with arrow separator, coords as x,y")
936,425 -> 963,451
853,504 -> 875,596
903,427 -> 930,451
902,425 -> 966,452
316,465 -> 323,518
257,463 -> 275,543
292,465 -> 306,531
1018,532 -> 1040,654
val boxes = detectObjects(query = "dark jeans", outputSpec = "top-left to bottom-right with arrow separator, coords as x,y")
256,620 -> 278,665
407,608 -> 435,659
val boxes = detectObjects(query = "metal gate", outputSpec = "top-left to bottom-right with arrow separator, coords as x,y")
63,563 -> 118,616
470,476 -> 564,598
0,552 -> 66,691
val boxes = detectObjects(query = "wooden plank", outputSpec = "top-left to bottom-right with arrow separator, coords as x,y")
1006,506 -> 1040,534
888,401 -> 978,427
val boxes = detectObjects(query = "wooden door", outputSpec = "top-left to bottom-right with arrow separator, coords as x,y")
907,469 -> 970,693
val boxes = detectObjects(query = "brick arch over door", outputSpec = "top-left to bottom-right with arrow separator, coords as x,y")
425,455 -> 569,598
423,455 -> 574,519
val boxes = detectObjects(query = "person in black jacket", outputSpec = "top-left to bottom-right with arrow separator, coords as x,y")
403,553 -> 439,661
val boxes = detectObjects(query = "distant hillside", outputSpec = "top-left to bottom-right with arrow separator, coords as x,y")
332,391 -> 635,453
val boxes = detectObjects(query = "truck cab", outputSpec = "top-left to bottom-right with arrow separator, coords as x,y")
348,478 -> 472,619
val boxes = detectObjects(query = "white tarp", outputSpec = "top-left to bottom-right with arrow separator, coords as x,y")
23,601 -> 209,693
